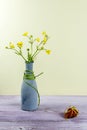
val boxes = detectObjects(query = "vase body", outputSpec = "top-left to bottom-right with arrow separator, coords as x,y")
21,62 -> 38,111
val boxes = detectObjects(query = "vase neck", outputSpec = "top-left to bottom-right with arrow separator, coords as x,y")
26,62 -> 33,70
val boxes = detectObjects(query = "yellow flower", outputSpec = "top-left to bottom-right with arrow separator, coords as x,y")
22,32 -> 29,36
45,50 -> 51,55
9,42 -> 15,49
17,41 -> 23,48
42,31 -> 46,35
36,37 -> 40,42
43,37 -> 47,44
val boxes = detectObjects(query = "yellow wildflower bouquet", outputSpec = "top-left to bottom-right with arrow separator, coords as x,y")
6,31 -> 51,63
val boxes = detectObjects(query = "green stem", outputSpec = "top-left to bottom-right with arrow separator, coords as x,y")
35,72 -> 44,78
33,49 -> 41,59
24,80 -> 40,106
31,43 -> 33,55
32,41 -> 43,58
21,53 -> 28,62
13,48 -> 28,62
32,49 -> 39,58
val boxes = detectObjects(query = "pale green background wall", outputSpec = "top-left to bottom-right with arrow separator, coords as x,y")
0,0 -> 87,95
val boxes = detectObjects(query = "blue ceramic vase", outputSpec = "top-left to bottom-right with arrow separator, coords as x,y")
21,62 -> 38,111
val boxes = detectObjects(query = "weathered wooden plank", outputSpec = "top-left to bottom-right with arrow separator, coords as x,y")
0,96 -> 87,130
0,121 -> 86,130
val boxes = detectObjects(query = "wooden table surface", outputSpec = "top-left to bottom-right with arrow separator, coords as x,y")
0,96 -> 87,130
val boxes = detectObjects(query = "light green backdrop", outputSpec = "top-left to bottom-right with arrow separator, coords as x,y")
0,0 -> 87,95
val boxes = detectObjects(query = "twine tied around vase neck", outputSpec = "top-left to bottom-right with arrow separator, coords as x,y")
23,70 -> 35,80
